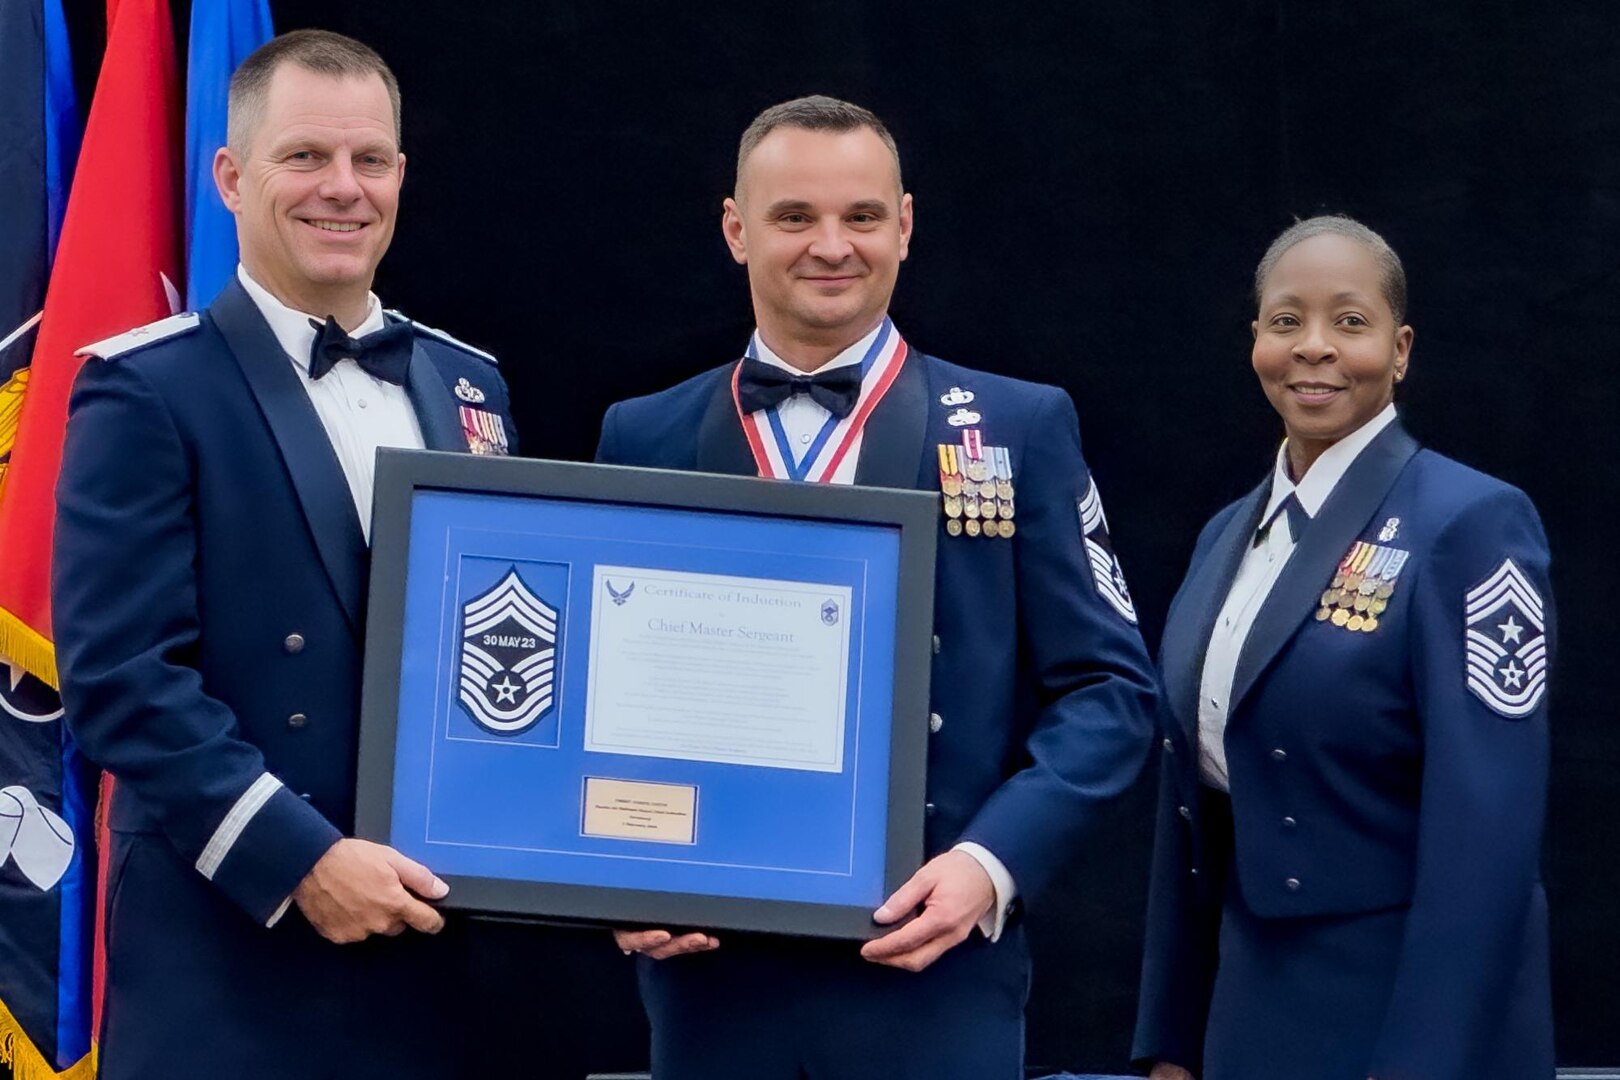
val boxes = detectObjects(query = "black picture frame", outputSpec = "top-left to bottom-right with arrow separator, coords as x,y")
355,449 -> 938,939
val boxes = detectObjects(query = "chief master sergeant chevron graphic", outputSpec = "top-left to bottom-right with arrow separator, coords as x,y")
1464,557 -> 1548,718
458,567 -> 559,735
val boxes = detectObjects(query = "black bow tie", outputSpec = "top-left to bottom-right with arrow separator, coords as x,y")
735,357 -> 863,419
1254,492 -> 1310,547
307,317 -> 414,385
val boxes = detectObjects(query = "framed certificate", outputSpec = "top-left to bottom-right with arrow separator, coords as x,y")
355,450 -> 938,939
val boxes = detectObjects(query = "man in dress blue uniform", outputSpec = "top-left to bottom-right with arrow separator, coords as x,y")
598,95 -> 1157,1079
52,31 -> 515,1079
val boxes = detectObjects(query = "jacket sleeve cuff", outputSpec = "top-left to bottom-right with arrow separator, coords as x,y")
198,776 -> 342,924
953,841 -> 1018,941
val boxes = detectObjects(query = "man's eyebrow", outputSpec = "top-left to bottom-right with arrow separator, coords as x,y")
764,199 -> 814,215
846,199 -> 890,216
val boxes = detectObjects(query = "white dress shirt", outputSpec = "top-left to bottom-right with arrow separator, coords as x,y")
1197,405 -> 1397,791
237,266 -> 424,541
752,323 -> 1017,940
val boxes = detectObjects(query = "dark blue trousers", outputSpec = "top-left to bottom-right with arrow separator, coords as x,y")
639,928 -> 1030,1080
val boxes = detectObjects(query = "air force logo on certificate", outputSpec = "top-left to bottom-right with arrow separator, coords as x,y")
458,565 -> 561,736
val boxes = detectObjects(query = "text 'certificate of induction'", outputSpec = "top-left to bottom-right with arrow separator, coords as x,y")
585,567 -> 852,773
356,453 -> 937,940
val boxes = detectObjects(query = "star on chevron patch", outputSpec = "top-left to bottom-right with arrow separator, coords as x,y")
1464,558 -> 1547,718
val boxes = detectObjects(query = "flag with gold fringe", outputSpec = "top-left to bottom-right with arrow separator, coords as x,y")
0,0 -> 182,1074
0,0 -> 92,1076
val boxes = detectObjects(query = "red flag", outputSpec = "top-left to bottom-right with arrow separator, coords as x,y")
0,0 -> 182,692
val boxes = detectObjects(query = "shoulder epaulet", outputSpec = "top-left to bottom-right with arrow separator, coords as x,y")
76,312 -> 201,360
384,310 -> 498,365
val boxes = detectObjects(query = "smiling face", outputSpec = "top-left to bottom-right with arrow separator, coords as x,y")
214,64 -> 404,325
1252,232 -> 1413,476
722,125 -> 912,369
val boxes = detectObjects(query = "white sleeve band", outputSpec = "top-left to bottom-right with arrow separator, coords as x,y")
196,773 -> 282,880
953,840 -> 1018,942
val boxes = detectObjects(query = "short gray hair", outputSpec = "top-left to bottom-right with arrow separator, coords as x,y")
1254,214 -> 1408,323
228,29 -> 401,153
735,95 -> 902,196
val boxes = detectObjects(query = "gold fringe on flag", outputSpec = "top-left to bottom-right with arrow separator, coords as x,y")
0,608 -> 57,690
0,996 -> 96,1080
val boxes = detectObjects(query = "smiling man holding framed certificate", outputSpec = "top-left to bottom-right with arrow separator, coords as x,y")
594,95 -> 1158,1080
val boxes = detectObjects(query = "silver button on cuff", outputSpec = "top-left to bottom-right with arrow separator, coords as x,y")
287,712 -> 308,729
1285,877 -> 1301,892
928,713 -> 943,733
1270,748 -> 1288,762
1282,816 -> 1298,829
284,633 -> 305,654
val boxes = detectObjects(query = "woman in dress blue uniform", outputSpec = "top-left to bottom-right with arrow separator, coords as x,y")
1132,216 -> 1555,1080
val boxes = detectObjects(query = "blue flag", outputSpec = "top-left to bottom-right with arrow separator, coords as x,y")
184,0 -> 273,311
0,1 -> 93,1076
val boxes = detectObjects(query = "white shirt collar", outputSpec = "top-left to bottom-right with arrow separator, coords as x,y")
749,320 -> 884,376
1263,403 -> 1398,521
236,264 -> 385,372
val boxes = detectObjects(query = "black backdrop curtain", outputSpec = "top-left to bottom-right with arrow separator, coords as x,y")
61,0 -> 1620,1072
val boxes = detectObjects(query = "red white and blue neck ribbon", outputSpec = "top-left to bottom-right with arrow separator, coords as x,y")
731,318 -> 909,482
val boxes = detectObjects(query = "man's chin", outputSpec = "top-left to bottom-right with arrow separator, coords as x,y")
295,255 -> 380,291
792,301 -> 880,335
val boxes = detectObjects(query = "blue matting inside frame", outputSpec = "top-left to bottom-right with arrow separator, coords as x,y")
388,489 -> 903,909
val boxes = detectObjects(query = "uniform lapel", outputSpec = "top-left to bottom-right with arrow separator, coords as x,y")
403,340 -> 465,452
1228,422 -> 1421,711
1160,479 -> 1270,741
210,278 -> 367,636
694,364 -> 759,477
853,346 -> 928,490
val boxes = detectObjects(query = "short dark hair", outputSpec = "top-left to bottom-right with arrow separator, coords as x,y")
735,95 -> 902,196
228,29 -> 401,152
1254,214 -> 1408,324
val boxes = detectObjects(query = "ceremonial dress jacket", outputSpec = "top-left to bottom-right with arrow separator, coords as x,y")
596,347 -> 1157,908
51,277 -> 515,1075
1133,422 -> 1555,1080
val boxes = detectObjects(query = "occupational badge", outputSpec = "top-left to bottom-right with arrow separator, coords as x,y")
458,567 -> 559,735
454,377 -> 486,403
1464,558 -> 1547,718
460,405 -> 510,455
1077,477 -> 1137,623
940,386 -> 975,407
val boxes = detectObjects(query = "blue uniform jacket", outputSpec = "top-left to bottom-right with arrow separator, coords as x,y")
1132,422 -> 1555,1080
53,276 -> 517,926
596,350 -> 1157,906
